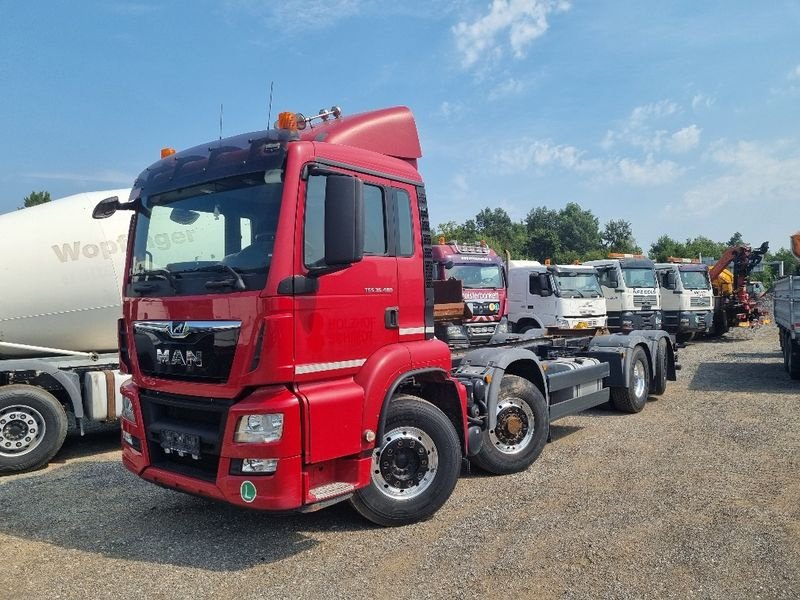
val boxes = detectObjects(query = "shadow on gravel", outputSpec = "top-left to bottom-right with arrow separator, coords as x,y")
0,460 -> 371,570
689,361 -> 797,393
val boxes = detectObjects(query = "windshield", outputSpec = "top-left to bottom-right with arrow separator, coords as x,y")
129,172 -> 283,295
622,267 -> 656,288
555,272 -> 603,297
445,264 -> 504,289
680,270 -> 711,290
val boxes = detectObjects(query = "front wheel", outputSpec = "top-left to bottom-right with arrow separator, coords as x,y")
0,385 -> 68,473
470,375 -> 548,475
350,395 -> 461,527
610,346 -> 651,413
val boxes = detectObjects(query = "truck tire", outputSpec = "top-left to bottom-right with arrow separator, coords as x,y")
0,385 -> 68,474
470,375 -> 548,475
783,332 -> 790,373
350,395 -> 461,527
652,338 -> 668,396
610,346 -> 650,413
788,340 -> 800,381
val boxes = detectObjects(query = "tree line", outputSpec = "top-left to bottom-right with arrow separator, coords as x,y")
434,204 -> 797,286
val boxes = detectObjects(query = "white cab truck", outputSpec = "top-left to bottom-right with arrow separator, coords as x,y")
507,260 -> 607,332
655,260 -> 713,342
0,189 -> 132,472
585,255 -> 662,333
775,275 -> 800,379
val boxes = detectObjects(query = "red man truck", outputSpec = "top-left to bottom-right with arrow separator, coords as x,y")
94,106 -> 675,526
431,239 -> 508,347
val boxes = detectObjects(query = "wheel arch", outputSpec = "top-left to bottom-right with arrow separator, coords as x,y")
1,360 -> 82,418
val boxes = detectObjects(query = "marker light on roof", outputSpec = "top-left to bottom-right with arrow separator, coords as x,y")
161,147 -> 176,159
277,112 -> 298,131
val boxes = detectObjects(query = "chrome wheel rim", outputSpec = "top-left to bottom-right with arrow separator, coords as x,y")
633,361 -> 647,398
371,426 -> 438,500
489,397 -> 535,455
0,405 -> 46,457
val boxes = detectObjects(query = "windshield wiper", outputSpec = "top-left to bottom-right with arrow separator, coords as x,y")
175,263 -> 247,291
132,268 -> 178,292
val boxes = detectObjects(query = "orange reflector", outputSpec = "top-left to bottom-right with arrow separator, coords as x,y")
277,111 -> 297,131
438,236 -> 445,245
161,147 -> 176,159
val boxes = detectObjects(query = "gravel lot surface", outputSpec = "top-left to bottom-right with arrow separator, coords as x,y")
1,324 -> 798,600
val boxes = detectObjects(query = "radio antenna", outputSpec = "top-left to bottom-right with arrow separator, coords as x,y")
219,103 -> 224,140
267,81 -> 274,129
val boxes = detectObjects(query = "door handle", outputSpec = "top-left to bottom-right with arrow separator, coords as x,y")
385,307 -> 399,329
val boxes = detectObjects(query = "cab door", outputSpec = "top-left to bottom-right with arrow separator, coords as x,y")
294,172 -> 399,463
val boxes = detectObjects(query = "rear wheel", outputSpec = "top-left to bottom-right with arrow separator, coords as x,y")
470,375 -> 548,475
788,339 -> 800,381
611,346 -> 651,413
0,385 -> 68,473
652,338 -> 669,396
350,396 -> 461,527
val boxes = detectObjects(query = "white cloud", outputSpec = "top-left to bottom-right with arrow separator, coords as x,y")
226,0 -> 364,31
494,139 -> 681,185
629,100 -> 679,126
787,64 -> 800,80
452,0 -> 571,69
691,93 -> 715,110
677,140 -> 800,217
438,101 -> 466,121
668,125 -> 701,153
488,77 -> 526,100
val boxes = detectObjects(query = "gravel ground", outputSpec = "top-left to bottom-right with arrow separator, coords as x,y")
1,324 -> 798,600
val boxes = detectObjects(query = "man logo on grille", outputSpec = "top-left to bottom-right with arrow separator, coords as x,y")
167,321 -> 191,339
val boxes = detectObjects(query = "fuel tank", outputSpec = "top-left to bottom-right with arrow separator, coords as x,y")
0,189 -> 132,357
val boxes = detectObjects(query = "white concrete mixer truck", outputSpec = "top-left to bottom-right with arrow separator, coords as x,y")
0,190 -> 133,472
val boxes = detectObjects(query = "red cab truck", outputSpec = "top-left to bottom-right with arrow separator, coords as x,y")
431,240 -> 508,347
94,106 -> 676,526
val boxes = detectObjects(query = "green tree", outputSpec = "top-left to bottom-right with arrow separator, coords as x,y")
684,236 -> 726,261
648,235 -> 687,262
20,190 -> 51,209
474,207 -> 528,258
525,206 -> 561,262
602,219 -> 642,254
725,231 -> 744,247
556,202 -> 602,258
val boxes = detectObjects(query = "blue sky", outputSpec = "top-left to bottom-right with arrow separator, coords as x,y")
1,0 -> 799,254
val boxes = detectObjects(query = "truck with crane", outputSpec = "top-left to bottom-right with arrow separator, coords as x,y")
655,258 -> 713,342
507,260 -> 607,333
708,242 -> 769,335
0,190 -> 132,473
584,254 -> 662,333
775,232 -> 800,379
94,105 -> 676,526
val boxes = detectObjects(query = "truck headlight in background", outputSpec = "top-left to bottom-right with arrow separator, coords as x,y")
234,414 -> 284,443
556,318 -> 570,329
446,325 -> 466,338
241,458 -> 278,473
121,396 -> 136,424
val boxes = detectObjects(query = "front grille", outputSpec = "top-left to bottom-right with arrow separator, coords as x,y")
139,390 -> 232,482
690,296 -> 711,307
633,294 -> 655,307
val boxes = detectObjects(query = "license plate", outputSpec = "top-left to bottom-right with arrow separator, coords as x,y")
160,429 -> 200,458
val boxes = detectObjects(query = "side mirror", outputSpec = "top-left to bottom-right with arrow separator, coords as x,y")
665,271 -> 677,290
607,274 -> 619,288
92,196 -> 120,219
170,208 -> 200,225
444,260 -> 454,270
323,175 -> 364,266
538,273 -> 552,297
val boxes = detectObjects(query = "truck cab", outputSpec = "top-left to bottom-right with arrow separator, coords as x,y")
585,255 -> 662,332
431,240 -> 508,346
507,260 -> 607,332
655,259 -> 713,341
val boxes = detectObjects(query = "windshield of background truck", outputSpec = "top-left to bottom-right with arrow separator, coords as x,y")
445,264 -> 504,289
555,272 -> 603,297
622,267 -> 656,288
680,270 -> 711,290
130,172 -> 283,292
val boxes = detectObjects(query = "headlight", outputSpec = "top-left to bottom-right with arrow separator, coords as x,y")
446,325 -> 466,337
241,458 -> 278,473
235,414 -> 284,443
121,396 -> 136,424
556,319 -> 570,328
495,321 -> 508,334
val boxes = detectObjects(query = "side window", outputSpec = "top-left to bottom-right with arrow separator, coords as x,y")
598,268 -> 615,288
396,189 -> 414,256
303,175 -> 387,267
363,184 -> 387,255
529,273 -> 542,295
304,175 -> 325,267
